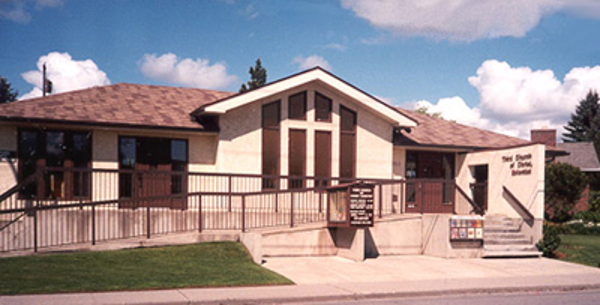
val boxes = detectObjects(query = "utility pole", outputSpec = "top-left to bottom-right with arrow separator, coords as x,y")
42,63 -> 52,97
43,63 -> 47,97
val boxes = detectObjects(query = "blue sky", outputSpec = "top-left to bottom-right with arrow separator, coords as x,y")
2,0 -> 600,139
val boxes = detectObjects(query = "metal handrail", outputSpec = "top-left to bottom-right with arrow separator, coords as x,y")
502,185 -> 535,220
456,184 -> 484,215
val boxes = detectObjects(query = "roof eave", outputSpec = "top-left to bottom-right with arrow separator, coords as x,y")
0,116 -> 216,134
191,67 -> 417,128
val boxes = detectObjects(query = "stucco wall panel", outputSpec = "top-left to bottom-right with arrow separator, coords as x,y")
456,144 -> 545,220
0,126 -> 18,194
216,102 -> 262,174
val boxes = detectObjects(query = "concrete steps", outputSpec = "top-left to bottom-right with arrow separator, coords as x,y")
483,216 -> 541,258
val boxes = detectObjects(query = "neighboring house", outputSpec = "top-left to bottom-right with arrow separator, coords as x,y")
0,67 -> 546,257
531,129 -> 600,213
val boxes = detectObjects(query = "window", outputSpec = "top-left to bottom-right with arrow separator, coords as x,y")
288,129 -> 306,189
288,91 -> 306,120
18,129 -> 92,199
314,131 -> 331,187
339,106 -> 356,179
315,92 -> 332,122
262,101 -> 281,189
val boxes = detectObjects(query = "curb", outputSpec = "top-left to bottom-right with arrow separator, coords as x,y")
156,284 -> 600,304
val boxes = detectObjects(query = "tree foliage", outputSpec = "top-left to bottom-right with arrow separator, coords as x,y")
415,105 -> 442,118
545,162 -> 588,222
239,58 -> 267,93
563,90 -> 600,154
0,76 -> 18,103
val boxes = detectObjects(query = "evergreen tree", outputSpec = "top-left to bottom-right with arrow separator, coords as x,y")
545,162 -> 588,222
0,76 -> 18,103
563,90 -> 600,154
239,58 -> 267,93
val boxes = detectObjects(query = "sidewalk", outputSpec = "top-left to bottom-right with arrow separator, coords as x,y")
2,256 -> 600,304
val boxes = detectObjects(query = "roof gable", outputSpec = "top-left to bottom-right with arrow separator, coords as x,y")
194,67 -> 417,127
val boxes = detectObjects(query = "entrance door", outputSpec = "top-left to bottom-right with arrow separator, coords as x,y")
417,152 -> 444,206
405,151 -> 455,213
470,165 -> 488,215
119,137 -> 187,209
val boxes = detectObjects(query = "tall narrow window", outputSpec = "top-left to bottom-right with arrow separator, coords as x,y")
288,129 -> 306,189
71,132 -> 92,197
262,100 -> 281,189
17,130 -> 40,199
339,105 -> 356,180
314,131 -> 331,187
288,91 -> 307,120
315,92 -> 332,122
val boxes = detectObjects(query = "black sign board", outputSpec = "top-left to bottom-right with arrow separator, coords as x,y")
349,184 -> 374,227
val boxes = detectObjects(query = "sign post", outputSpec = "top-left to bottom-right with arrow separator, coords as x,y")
327,182 -> 374,228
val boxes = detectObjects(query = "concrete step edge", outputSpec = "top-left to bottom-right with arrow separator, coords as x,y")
484,240 -> 532,245
484,233 -> 527,238
484,244 -> 538,251
482,250 -> 543,258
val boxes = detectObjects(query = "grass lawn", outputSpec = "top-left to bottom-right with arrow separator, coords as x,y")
556,234 -> 600,268
0,242 -> 292,295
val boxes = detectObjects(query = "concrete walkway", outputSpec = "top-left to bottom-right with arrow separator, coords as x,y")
2,256 -> 600,304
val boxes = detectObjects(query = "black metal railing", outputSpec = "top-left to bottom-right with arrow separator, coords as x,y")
0,167 -> 458,253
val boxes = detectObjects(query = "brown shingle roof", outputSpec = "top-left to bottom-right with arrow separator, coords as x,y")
0,83 -> 234,131
394,108 -> 530,149
556,142 -> 600,171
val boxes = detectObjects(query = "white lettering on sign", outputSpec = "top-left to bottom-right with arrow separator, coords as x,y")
502,153 -> 533,176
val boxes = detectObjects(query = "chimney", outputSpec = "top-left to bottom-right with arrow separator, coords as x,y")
531,129 -> 556,147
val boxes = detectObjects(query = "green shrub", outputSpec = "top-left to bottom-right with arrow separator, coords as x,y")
562,221 -> 600,235
536,224 -> 561,258
574,210 -> 600,224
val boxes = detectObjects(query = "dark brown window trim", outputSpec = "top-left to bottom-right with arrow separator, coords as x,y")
315,91 -> 332,122
314,130 -> 332,187
339,105 -> 356,179
288,91 -> 307,121
288,128 -> 306,189
262,100 -> 281,189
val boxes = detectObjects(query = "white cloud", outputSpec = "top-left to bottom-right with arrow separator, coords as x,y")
35,0 -> 64,9
325,43 -> 347,51
1,0 -> 31,23
293,55 -> 332,71
139,53 -> 238,90
240,3 -> 259,19
341,0 -> 600,41
406,60 -> 600,139
20,52 -> 110,100
469,60 -> 600,126
0,0 -> 64,23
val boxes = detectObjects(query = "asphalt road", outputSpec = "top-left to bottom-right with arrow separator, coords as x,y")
297,289 -> 600,305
